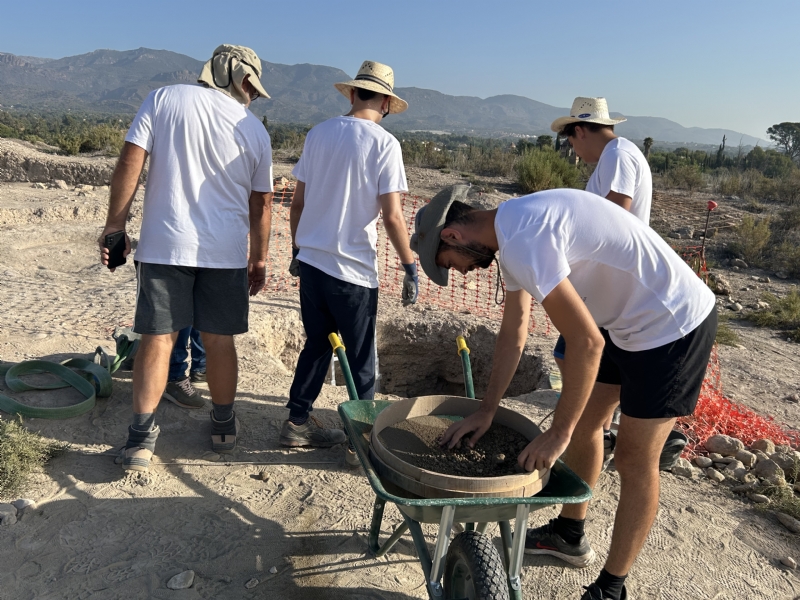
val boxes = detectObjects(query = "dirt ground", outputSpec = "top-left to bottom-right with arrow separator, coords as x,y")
0,155 -> 799,600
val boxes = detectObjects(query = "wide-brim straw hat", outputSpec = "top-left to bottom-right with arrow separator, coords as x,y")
550,97 -> 626,133
410,185 -> 470,287
334,61 -> 408,114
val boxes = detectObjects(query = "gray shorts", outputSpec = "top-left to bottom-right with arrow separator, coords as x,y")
133,261 -> 249,336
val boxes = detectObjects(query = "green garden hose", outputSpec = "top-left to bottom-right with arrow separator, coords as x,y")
0,360 -> 98,419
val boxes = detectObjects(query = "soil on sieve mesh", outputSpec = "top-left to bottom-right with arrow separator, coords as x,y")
377,415 -> 530,477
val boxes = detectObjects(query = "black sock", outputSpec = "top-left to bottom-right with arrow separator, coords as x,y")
595,569 -> 627,600
289,412 -> 309,426
554,515 -> 585,545
131,412 -> 155,432
212,402 -> 234,423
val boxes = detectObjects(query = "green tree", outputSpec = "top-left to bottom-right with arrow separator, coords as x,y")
536,135 -> 553,149
643,137 -> 654,159
767,122 -> 800,161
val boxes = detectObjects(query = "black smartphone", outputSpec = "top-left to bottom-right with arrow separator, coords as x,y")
104,231 -> 127,269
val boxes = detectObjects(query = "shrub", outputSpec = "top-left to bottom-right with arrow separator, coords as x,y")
731,215 -> 770,264
79,124 -> 125,155
715,322 -> 740,346
516,148 -> 581,193
0,418 -> 65,499
749,290 -> 800,341
664,164 -> 705,191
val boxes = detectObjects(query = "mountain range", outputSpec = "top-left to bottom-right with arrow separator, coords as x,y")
0,48 -> 764,146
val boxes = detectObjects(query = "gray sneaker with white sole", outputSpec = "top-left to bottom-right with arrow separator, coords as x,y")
163,377 -> 204,409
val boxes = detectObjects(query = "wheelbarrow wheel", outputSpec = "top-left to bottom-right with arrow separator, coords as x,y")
444,531 -> 509,600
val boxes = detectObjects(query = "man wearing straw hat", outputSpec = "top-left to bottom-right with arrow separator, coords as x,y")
281,61 -> 417,463
550,97 -> 653,460
99,44 -> 274,472
415,185 -> 716,600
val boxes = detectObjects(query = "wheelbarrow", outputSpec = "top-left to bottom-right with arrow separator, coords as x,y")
330,333 -> 592,600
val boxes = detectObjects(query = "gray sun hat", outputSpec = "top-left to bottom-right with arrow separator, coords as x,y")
410,185 -> 470,287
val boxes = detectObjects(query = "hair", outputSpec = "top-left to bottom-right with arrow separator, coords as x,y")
435,200 -> 478,259
558,122 -> 614,138
356,88 -> 385,102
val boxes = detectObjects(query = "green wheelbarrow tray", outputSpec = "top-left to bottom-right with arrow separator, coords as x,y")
339,399 -> 591,519
338,399 -> 592,600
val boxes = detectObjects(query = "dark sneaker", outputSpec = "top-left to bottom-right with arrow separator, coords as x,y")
163,377 -> 204,409
524,519 -> 596,567
581,583 -> 628,600
280,416 -> 346,448
190,370 -> 206,384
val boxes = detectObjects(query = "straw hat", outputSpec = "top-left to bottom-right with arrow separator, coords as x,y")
550,97 -> 626,133
410,185 -> 470,287
334,61 -> 408,114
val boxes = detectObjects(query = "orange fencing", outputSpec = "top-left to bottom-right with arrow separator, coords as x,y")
265,185 -> 551,336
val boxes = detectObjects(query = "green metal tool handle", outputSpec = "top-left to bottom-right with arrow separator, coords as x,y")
456,336 -> 475,399
329,333 -> 359,401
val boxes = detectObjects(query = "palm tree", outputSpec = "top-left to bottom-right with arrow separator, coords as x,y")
643,137 -> 654,159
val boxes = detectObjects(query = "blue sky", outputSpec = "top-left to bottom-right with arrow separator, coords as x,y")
3,0 -> 797,140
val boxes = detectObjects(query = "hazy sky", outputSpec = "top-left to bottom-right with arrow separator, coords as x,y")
3,0 -> 796,140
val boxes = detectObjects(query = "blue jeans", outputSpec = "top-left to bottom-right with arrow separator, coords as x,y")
168,327 -> 206,382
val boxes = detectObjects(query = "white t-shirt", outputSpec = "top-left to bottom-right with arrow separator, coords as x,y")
496,190 -> 715,352
126,84 -> 273,269
586,137 -> 652,224
293,116 -> 408,288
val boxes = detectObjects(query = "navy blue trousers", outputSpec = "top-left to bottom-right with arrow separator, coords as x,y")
287,262 -> 378,417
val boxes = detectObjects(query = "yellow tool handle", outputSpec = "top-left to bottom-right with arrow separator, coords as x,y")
456,335 -> 470,355
328,333 -> 345,352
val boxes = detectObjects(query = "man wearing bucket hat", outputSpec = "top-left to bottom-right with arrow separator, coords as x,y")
550,97 -> 653,458
415,185 -> 716,600
99,44 -> 274,472
281,61 -> 417,463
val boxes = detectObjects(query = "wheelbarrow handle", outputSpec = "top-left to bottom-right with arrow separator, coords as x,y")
456,336 -> 475,399
329,333 -> 359,401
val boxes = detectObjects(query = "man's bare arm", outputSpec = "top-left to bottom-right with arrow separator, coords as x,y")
99,142 -> 148,270
289,181 -> 305,248
606,190 -> 632,212
248,189 -> 273,295
439,289 -> 531,448
379,192 -> 414,265
516,278 -> 605,471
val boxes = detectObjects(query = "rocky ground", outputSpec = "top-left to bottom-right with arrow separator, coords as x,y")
0,150 -> 799,599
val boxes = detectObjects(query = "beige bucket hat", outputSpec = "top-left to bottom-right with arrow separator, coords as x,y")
198,44 -> 270,105
550,97 -> 626,133
410,185 -> 471,287
334,61 -> 408,114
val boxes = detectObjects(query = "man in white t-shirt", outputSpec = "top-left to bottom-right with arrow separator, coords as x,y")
98,45 -> 274,472
281,61 -> 417,462
412,186 -> 716,600
550,97 -> 654,453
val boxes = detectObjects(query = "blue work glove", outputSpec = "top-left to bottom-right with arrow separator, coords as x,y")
289,247 -> 300,277
401,263 -> 419,306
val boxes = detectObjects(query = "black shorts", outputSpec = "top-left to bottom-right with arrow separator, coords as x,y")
552,308 -> 718,419
133,261 -> 249,336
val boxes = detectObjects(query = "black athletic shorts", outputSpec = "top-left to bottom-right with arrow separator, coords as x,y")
552,308 -> 718,419
133,261 -> 249,336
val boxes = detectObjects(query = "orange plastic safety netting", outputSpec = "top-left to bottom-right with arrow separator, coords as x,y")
265,185 -> 551,336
